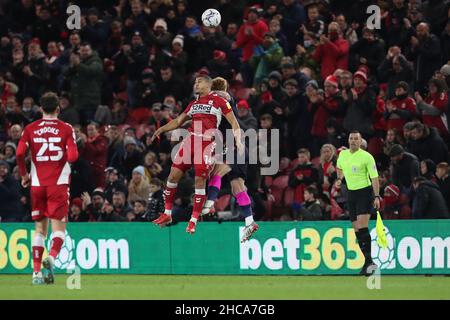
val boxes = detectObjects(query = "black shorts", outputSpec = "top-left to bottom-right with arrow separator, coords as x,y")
224,145 -> 248,181
347,186 -> 374,222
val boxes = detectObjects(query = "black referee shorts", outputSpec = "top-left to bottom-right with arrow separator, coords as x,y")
347,186 -> 374,222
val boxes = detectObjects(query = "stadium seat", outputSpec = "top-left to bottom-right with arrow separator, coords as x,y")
272,175 -> 289,189
235,88 -> 252,101
284,187 -> 295,207
127,107 -> 152,125
311,157 -> 321,168
264,176 -> 273,187
271,187 -> 284,203
368,137 -> 383,158
288,158 -> 300,172
215,194 -> 231,212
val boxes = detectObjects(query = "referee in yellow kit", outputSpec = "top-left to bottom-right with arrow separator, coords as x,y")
336,131 -> 380,276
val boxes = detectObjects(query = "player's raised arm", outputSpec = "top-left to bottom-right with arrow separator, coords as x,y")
66,126 -> 79,163
224,111 -> 244,155
16,128 -> 30,187
150,112 -> 189,143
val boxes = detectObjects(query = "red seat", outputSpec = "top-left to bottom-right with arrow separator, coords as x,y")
264,176 -> 273,187
368,137 -> 383,158
127,107 -> 151,125
215,194 -> 231,211
235,88 -> 251,101
271,187 -> 284,204
284,187 -> 295,207
288,158 -> 300,172
311,156 -> 321,168
272,175 -> 289,189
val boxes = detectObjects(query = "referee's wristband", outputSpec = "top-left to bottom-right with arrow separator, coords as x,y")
374,195 -> 381,199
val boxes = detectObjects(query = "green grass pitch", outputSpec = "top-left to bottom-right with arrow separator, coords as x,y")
1,275 -> 450,299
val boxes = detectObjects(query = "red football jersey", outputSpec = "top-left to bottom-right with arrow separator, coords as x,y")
16,117 -> 79,187
183,92 -> 232,134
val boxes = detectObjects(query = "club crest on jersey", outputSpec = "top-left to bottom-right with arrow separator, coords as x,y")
34,127 -> 60,136
208,100 -> 213,105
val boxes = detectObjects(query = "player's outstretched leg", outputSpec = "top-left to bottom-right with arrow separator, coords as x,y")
236,190 -> 259,242
153,181 -> 177,227
187,188 -> 207,234
201,174 -> 222,216
42,229 -> 64,284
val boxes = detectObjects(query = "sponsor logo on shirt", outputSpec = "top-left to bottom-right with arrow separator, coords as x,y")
191,104 -> 213,113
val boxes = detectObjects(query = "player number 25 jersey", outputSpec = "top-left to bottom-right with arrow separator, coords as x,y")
16,118 -> 79,187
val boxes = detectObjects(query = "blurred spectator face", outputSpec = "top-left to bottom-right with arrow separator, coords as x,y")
28,43 -> 41,58
86,124 -> 98,138
160,68 -> 172,82
392,57 -> 402,73
39,8 -> 50,20
4,146 -> 15,158
125,142 -> 136,153
0,163 -> 8,178
416,23 -> 429,40
268,78 -> 279,88
112,193 -> 125,208
185,17 -> 196,28
300,67 -> 312,79
70,204 -> 81,216
227,23 -> 238,37
22,97 -> 34,111
285,84 -> 297,97
393,0 -> 404,8
321,146 -> 333,162
308,6 -> 319,21
304,189 -> 314,202
362,30 -> 375,42
12,37 -> 23,50
281,66 -> 295,79
149,183 -> 161,193
6,97 -> 18,112
336,14 -> 346,29
1,36 -> 10,47
328,23 -> 340,40
420,161 -> 429,176
260,115 -> 272,129
105,125 -> 120,140
353,77 -> 365,89
69,33 -> 81,48
108,170 -> 119,183
111,21 -> 122,35
298,152 -> 309,165
237,106 -> 249,118
429,82 -> 437,94
269,20 -> 280,34
390,153 -> 403,164
408,8 -> 422,23
132,171 -> 142,184
131,2 -> 142,16
410,127 -> 423,140
163,95 -> 177,108
10,124 -> 22,140
125,128 -> 136,139
395,86 -> 406,97
134,201 -> 145,214
177,1 -> 186,13
132,34 -> 143,47
159,152 -> 169,162
262,34 -> 275,48
92,195 -> 104,209
47,42 -> 59,56
60,96 -> 70,109
12,49 -> 24,63
145,152 -> 156,165
80,44 -> 92,60
386,129 -> 396,143
436,166 -> 448,179
88,13 -> 99,24
283,0 -> 294,6
340,72 -> 352,88
305,84 -> 316,97
22,0 -> 33,8
247,11 -> 258,23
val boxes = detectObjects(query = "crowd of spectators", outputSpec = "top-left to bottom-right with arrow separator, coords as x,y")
1,0 -> 450,223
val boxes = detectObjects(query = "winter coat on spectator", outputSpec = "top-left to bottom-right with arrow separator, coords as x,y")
104,180 -> 128,204
385,95 -> 417,134
82,21 -> 109,54
343,86 -> 376,136
377,55 -> 414,99
0,173 -> 23,222
283,92 -> 312,153
417,92 -> 449,139
409,126 -> 449,164
23,53 -> 49,103
206,57 -> 232,82
382,4 -> 408,48
70,157 -> 94,198
235,19 -> 269,62
277,1 -> 306,53
32,17 -> 60,48
349,38 -> 385,74
409,33 -> 441,93
65,51 -> 103,111
145,189 -> 165,222
135,81 -> 161,108
297,199 -> 323,220
237,110 -> 258,131
250,41 -> 284,86
289,163 -> 319,189
313,37 -> 349,79
391,152 -> 420,190
128,176 -> 151,204
437,175 -> 450,213
80,134 -> 109,188
413,180 -> 449,219
373,96 -> 387,133
156,74 -> 186,101
115,44 -> 149,82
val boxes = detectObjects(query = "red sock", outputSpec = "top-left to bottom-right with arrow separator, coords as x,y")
32,246 -> 44,272
164,182 -> 178,213
49,231 -> 65,259
191,189 -> 207,221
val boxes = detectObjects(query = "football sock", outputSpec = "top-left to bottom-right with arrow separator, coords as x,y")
192,189 -> 207,221
32,233 -> 45,272
236,191 -> 254,226
163,181 -> 178,215
206,175 -> 222,201
49,231 -> 65,259
359,228 -> 373,264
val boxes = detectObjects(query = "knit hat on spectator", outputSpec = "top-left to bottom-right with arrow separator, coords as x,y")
353,70 -> 367,83
213,50 -> 226,61
358,65 -> 370,76
152,102 -> 162,111
268,71 -> 282,82
379,83 -> 388,92
306,79 -> 319,90
92,188 -> 105,199
172,35 -> 184,48
237,100 -> 250,109
281,62 -> 295,69
142,68 -> 155,79
440,64 -> 450,77
123,136 -> 137,147
196,67 -> 209,77
87,7 -> 100,17
395,81 -> 409,92
0,160 -> 9,168
104,167 -> 119,174
388,144 -> 404,157
154,18 -> 168,31
132,166 -> 145,176
385,184 -> 400,197
5,141 -> 16,152
71,198 -> 83,210
325,75 -> 338,87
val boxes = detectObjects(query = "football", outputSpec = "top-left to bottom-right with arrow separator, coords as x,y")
201,8 -> 221,27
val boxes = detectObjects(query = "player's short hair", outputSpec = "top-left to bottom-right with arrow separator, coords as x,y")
297,148 -> 310,159
39,92 -> 59,114
349,130 -> 361,137
437,162 -> 449,171
211,77 -> 228,91
150,178 -> 163,187
133,199 -> 147,207
196,74 -> 212,83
